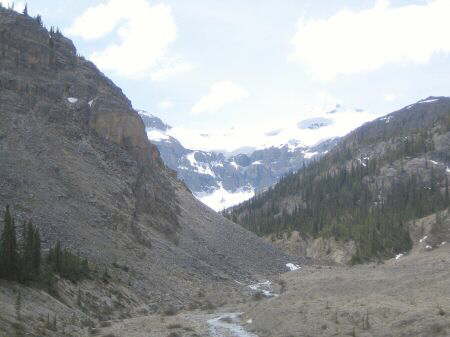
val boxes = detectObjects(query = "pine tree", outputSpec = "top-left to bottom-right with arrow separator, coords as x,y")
15,291 -> 22,320
20,220 -> 34,281
35,14 -> 42,26
0,205 -> 19,280
19,220 -> 41,282
53,240 -> 62,273
445,175 -> 449,206
32,226 -> 41,275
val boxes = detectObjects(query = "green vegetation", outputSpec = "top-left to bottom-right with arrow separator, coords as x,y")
47,240 -> 90,283
0,205 -> 90,288
227,109 -> 450,262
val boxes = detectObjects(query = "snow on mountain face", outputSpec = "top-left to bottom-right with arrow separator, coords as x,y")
147,129 -> 171,142
138,106 -> 375,211
163,104 -> 379,153
196,183 -> 255,211
297,117 -> 333,130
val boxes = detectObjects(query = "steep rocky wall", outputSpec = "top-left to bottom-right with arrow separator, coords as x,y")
0,9 -> 295,308
0,9 -> 180,243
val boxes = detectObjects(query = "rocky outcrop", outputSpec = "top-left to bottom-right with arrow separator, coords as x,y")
268,231 -> 356,265
0,8 -> 296,308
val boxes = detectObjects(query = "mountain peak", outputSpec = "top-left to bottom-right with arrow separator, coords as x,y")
138,110 -> 171,131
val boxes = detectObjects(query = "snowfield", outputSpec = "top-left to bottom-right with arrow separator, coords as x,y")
150,105 -> 380,153
195,183 -> 255,211
185,152 -> 216,177
147,129 -> 170,142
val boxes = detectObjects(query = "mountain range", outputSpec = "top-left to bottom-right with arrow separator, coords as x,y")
1,6 -> 450,337
139,104 -> 378,211
227,96 -> 450,263
0,8 -> 295,329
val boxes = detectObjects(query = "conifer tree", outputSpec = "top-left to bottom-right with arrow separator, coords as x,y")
0,205 -> 19,280
32,226 -> 41,275
21,220 -> 34,280
35,14 -> 42,26
445,175 -> 449,206
19,220 -> 41,281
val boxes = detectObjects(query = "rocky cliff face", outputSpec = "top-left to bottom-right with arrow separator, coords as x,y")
267,231 -> 356,265
0,8 -> 180,243
0,8 -> 296,307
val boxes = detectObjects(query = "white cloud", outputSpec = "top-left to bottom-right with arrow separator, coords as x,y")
4,1 -> 25,12
66,0 -> 191,80
384,93 -> 397,102
158,100 -> 174,110
192,81 -> 249,114
150,57 -> 194,81
168,105 -> 380,153
290,0 -> 450,81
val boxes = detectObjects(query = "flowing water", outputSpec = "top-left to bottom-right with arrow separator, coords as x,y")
207,312 -> 259,337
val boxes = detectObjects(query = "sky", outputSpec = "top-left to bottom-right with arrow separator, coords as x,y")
9,0 -> 450,151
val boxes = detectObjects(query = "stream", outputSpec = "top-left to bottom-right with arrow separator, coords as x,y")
99,263 -> 300,336
207,312 -> 258,337
205,264 -> 300,336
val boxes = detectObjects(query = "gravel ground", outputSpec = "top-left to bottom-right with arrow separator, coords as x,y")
98,243 -> 449,337
241,244 -> 450,337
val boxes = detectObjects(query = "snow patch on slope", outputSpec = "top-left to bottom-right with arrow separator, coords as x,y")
186,152 -> 216,177
195,183 -> 255,211
395,253 -> 404,260
248,280 -> 276,298
419,98 -> 439,104
286,263 -> 301,271
303,151 -> 318,159
230,161 -> 240,170
147,129 -> 170,142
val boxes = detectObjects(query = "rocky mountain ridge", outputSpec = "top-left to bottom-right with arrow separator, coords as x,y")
227,96 -> 450,262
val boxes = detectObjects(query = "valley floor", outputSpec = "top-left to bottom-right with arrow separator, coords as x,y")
98,243 -> 449,337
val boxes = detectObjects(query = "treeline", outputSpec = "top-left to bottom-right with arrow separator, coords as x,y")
226,110 -> 450,262
0,205 -> 90,289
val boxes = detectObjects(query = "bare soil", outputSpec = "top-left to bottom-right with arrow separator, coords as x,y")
241,243 -> 450,337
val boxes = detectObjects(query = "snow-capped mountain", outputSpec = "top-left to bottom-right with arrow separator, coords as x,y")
138,110 -> 352,211
152,104 -> 379,155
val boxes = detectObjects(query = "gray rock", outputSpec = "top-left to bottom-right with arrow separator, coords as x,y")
0,9 -> 298,306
